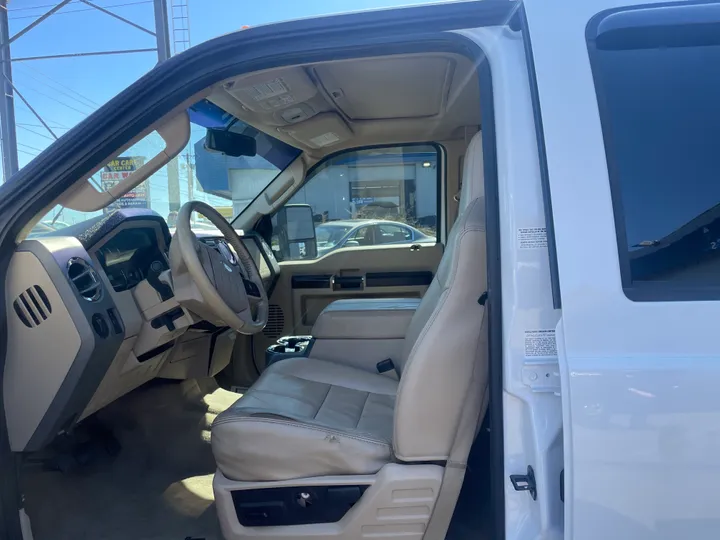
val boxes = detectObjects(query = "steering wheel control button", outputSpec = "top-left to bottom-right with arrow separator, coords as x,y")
91,313 -> 110,339
217,240 -> 237,265
243,278 -> 262,297
106,308 -> 124,335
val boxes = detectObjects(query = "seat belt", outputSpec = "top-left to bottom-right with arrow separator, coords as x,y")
423,316 -> 488,540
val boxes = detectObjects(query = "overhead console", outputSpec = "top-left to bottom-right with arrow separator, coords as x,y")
209,52 -> 481,155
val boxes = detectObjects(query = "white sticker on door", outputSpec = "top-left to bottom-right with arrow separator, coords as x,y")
524,329 -> 557,358
517,227 -> 547,249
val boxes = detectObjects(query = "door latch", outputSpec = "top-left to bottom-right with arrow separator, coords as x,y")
510,465 -> 537,500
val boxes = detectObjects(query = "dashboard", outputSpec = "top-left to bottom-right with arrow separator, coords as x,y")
96,228 -> 169,292
4,208 -> 280,453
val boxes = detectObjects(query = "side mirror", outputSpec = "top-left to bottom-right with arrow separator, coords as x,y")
344,240 -> 360,247
273,204 -> 317,260
204,128 -> 257,157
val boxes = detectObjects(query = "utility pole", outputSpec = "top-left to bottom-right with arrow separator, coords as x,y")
0,0 -> 18,182
0,0 -> 174,184
153,0 -> 171,63
152,0 -> 180,213
172,0 -> 193,208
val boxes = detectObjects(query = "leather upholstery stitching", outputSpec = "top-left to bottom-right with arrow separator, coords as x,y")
213,416 -> 392,446
313,384 -> 333,420
394,197 -> 485,455
355,391 -> 371,429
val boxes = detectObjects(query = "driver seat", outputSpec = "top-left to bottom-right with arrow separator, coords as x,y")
211,132 -> 488,540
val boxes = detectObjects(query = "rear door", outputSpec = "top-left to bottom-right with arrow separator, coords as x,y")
525,0 -> 720,537
256,144 -> 444,357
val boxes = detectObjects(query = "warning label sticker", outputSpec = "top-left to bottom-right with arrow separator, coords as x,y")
517,227 -> 547,249
524,330 -> 557,358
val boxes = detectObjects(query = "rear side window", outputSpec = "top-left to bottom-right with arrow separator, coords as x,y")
588,4 -> 720,301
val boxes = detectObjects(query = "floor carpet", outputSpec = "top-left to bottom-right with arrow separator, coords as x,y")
21,377 -> 491,540
22,379 -> 240,540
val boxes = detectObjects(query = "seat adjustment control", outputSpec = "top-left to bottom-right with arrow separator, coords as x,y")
376,359 -> 395,373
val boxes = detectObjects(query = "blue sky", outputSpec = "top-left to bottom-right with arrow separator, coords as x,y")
7,0 -> 435,172
8,0 -> 442,224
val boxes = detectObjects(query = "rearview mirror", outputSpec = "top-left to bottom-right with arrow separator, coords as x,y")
272,204 -> 317,261
204,128 -> 257,157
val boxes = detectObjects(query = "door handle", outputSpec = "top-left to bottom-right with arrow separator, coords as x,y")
410,244 -> 421,252
331,275 -> 365,291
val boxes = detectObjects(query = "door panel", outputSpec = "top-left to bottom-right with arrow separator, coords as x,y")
255,242 -> 442,364
525,0 -> 720,538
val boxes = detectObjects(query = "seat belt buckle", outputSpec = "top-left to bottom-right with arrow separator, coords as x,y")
376,359 -> 395,373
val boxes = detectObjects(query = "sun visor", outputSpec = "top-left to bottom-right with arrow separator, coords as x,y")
225,68 -> 317,113
281,113 -> 352,150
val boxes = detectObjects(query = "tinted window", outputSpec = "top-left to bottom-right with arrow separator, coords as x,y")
348,226 -> 373,245
589,8 -> 720,299
377,224 -> 412,244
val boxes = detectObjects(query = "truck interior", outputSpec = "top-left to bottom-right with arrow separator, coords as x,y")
5,34 -> 497,540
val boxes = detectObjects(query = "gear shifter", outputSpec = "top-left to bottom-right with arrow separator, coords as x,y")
147,260 -> 173,301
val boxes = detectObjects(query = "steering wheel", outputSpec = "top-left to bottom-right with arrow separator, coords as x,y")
169,201 -> 268,334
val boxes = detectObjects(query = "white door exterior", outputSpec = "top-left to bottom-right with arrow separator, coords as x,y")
524,0 -> 720,538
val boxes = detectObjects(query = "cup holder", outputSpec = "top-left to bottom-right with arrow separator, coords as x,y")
277,335 -> 312,349
268,343 -> 306,355
266,336 -> 314,367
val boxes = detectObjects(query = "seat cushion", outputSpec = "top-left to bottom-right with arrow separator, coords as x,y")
211,357 -> 398,481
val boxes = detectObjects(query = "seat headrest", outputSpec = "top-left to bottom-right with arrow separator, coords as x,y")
459,131 -> 484,212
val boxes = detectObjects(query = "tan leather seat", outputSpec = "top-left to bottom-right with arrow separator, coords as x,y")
212,357 -> 397,481
212,131 -> 488,484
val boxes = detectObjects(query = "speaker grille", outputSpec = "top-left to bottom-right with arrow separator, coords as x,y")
263,304 -> 284,339
13,285 -> 52,328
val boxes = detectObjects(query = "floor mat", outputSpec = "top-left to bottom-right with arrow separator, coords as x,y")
22,379 -> 240,540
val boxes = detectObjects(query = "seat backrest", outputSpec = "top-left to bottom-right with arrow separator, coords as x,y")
393,132 -> 488,462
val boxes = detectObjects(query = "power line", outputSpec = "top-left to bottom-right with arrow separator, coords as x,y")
16,63 -> 100,108
7,1 -> 81,12
15,68 -> 99,111
17,122 -> 70,130
9,0 -> 152,21
17,124 -> 56,141
20,82 -> 95,115
14,103 -> 70,132
18,141 -> 45,153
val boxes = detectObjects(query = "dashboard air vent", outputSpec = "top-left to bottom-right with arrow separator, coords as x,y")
263,304 -> 284,339
67,258 -> 102,302
13,285 -> 52,328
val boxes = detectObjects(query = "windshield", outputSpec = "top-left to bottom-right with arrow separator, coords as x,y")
316,224 -> 354,247
32,99 -> 300,237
